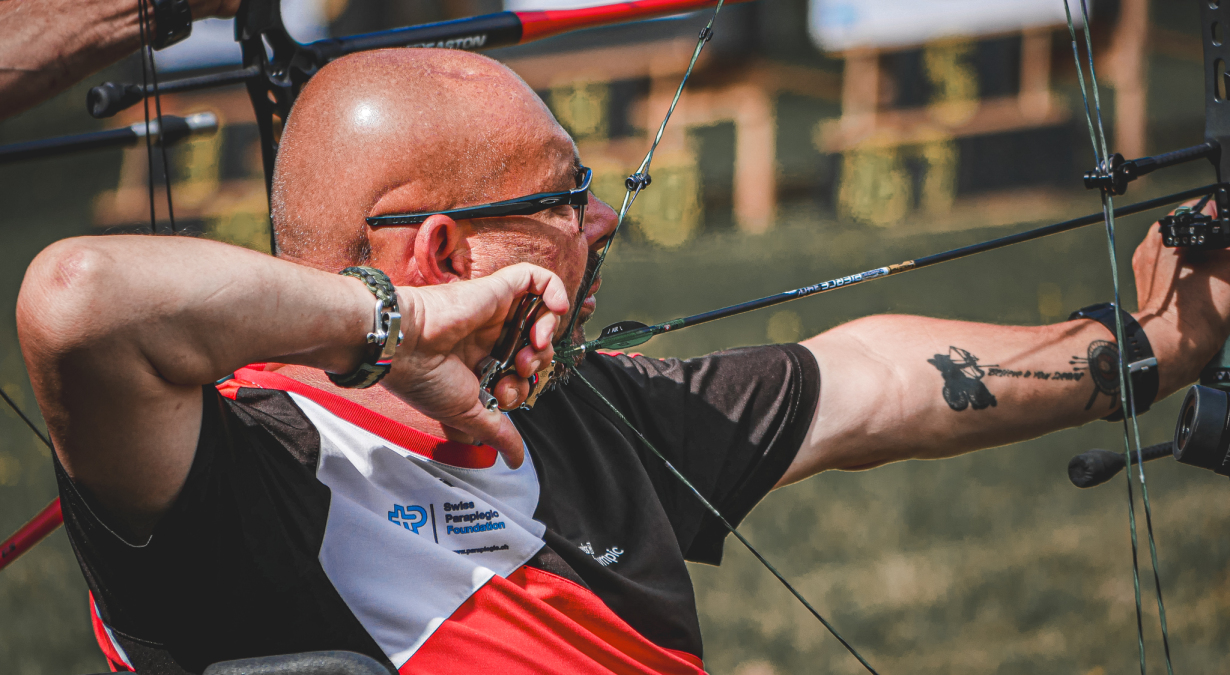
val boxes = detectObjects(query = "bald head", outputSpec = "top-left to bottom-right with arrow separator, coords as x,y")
270,49 -> 576,270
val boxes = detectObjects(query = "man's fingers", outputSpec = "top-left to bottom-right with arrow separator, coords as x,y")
441,404 -> 526,468
493,374 -> 530,411
491,263 -> 571,316
520,263 -> 571,315
515,342 -> 551,378
530,313 -> 558,351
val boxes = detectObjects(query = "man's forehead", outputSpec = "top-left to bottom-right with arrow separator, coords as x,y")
274,49 -> 582,226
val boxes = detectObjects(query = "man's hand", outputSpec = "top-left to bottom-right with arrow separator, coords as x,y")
1132,199 -> 1230,392
381,263 -> 570,467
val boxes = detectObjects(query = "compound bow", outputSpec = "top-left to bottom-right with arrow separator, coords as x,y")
4,1 -> 1230,673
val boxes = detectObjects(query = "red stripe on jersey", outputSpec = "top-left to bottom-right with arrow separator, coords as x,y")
403,566 -> 705,674
595,350 -> 645,358
89,592 -> 134,672
218,367 -> 498,469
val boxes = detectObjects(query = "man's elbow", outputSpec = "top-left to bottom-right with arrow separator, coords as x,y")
17,238 -> 119,361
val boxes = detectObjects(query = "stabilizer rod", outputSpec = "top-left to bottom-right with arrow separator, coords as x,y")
86,0 -> 749,119
0,499 -> 61,572
88,69 -> 259,119
1068,442 -> 1173,489
0,113 -> 218,164
1084,142 -> 1220,196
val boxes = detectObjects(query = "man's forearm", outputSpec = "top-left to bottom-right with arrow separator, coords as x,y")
1,0 -> 145,119
18,235 -> 374,388
793,310 -> 1215,476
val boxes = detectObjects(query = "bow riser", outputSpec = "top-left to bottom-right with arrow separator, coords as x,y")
1204,0 -> 1230,183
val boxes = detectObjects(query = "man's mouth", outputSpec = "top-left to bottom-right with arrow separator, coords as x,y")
581,276 -> 601,313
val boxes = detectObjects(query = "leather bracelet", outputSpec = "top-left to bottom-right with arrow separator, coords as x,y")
329,267 -> 403,389
1068,302 -> 1159,421
151,0 -> 193,50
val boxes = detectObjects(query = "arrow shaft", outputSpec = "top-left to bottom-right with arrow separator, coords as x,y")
570,183 -> 1222,356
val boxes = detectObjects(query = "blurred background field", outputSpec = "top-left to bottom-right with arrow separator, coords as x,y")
1,0 -> 1227,673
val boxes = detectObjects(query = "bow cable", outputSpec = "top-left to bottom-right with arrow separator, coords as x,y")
135,0 -> 177,234
575,372 -> 880,675
559,6 -> 721,346
135,0 -> 157,233
551,3 -> 880,672
0,388 -> 51,451
1063,2 -> 1174,673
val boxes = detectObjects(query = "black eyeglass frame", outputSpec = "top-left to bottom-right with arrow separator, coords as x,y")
365,166 -> 592,231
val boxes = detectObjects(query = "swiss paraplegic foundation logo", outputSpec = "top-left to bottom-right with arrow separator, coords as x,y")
388,504 -> 428,534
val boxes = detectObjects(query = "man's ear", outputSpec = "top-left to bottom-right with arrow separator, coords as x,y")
413,214 -> 472,283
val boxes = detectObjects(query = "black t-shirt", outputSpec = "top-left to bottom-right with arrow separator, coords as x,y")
58,345 -> 819,674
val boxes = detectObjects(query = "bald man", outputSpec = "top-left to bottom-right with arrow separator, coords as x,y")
17,48 -> 1230,674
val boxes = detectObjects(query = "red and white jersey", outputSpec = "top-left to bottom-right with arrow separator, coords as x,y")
60,346 -> 819,674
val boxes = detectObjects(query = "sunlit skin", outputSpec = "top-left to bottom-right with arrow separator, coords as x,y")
268,49 -> 616,445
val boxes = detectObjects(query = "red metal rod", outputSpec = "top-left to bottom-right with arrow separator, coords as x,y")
516,0 -> 752,42
0,498 -> 62,572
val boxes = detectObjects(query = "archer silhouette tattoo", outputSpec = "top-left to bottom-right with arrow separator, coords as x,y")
1070,340 -> 1121,413
928,346 -> 998,411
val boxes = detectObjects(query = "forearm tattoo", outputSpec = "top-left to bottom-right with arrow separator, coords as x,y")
1071,340 -> 1121,413
927,341 -> 1118,413
927,347 -> 998,411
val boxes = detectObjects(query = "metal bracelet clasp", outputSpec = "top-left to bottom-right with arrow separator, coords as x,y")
369,298 -> 403,366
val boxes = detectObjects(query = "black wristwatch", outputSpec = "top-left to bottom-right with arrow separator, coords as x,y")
329,267 -> 403,389
151,0 -> 193,50
1068,302 -> 1159,421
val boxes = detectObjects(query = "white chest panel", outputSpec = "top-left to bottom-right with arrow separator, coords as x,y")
288,393 -> 546,667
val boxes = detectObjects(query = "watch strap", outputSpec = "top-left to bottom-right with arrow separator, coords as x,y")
328,267 -> 402,389
1068,302 -> 1159,421
151,0 -> 193,50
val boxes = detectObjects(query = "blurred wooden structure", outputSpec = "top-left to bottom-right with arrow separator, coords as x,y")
92,0 -> 1157,246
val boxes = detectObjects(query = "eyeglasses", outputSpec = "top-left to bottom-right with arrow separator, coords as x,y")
365,166 -> 592,232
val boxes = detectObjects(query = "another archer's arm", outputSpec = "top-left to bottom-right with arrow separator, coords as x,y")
0,0 -> 240,120
777,210 -> 1230,486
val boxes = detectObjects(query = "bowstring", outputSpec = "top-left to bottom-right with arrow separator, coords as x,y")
559,5 -> 723,346
0,0 -> 177,536
555,4 -> 879,672
144,0 -> 177,235
575,373 -> 879,674
135,0 -> 158,234
1063,3 -> 1174,674
134,0 -> 177,235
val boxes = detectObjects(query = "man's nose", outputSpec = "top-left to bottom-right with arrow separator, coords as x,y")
585,195 -> 619,251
